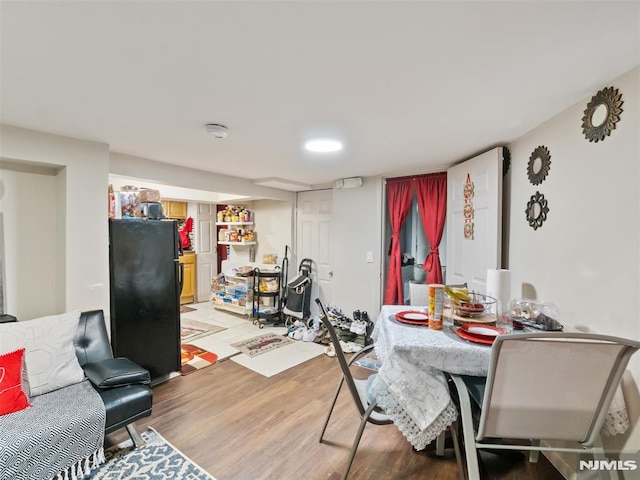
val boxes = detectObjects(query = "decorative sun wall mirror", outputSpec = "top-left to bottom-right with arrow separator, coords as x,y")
527,146 -> 551,185
502,147 -> 511,176
526,191 -> 549,230
581,86 -> 623,143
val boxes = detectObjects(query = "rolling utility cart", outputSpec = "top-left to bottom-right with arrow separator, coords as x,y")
252,266 -> 283,328
283,258 -> 313,326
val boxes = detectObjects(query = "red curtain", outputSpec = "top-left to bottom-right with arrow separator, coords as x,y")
416,173 -> 447,284
383,177 -> 414,305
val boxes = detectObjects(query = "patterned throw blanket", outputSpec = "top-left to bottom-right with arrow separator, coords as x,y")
0,380 -> 106,480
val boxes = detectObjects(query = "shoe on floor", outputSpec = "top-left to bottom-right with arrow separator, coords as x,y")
303,328 -> 316,342
350,320 -> 366,335
293,327 -> 306,340
339,340 -> 363,353
324,345 -> 336,357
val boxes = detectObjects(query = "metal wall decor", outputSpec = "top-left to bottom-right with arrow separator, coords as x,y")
502,147 -> 511,176
463,173 -> 474,240
526,191 -> 549,230
527,146 -> 551,185
581,86 -> 623,143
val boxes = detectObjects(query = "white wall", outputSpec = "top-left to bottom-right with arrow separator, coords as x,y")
507,66 -> 640,460
331,177 -> 384,316
252,199 -> 294,269
0,167 -> 58,319
508,66 -> 639,376
0,125 -> 110,317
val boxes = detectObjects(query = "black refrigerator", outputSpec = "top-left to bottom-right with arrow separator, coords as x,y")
109,219 -> 182,379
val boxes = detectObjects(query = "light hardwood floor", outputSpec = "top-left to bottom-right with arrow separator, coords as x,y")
107,353 -> 565,480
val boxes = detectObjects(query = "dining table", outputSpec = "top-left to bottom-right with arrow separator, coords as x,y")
369,304 -> 631,451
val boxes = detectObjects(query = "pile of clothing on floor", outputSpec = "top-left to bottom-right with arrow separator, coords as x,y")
286,306 -> 375,357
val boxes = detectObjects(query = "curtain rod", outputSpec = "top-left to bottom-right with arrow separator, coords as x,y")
385,171 -> 446,183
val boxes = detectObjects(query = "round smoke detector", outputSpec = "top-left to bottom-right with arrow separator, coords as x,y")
205,123 -> 228,138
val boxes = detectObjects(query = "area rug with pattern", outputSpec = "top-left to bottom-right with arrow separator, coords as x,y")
180,320 -> 226,343
181,343 -> 219,375
231,333 -> 294,358
86,427 -> 217,479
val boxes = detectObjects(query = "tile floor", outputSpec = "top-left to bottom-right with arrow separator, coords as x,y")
180,302 -> 324,377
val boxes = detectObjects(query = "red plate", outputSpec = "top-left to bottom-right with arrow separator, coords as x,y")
460,324 -> 506,340
394,310 -> 429,325
455,324 -> 506,345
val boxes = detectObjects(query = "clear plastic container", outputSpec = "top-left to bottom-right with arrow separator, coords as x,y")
119,185 -> 140,218
509,299 -> 562,330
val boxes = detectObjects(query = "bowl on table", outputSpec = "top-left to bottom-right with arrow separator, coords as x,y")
452,292 -> 497,318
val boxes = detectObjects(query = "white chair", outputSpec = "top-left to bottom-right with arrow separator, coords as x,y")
409,282 -> 430,306
449,332 -> 640,480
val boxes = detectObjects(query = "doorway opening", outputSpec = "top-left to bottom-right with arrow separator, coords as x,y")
384,194 -> 447,304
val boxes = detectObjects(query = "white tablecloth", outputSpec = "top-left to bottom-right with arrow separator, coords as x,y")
371,305 -> 491,450
370,305 -> 630,450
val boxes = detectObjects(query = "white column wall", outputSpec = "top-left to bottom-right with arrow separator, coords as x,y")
331,177 -> 384,317
0,125 -> 110,316
0,168 -> 58,319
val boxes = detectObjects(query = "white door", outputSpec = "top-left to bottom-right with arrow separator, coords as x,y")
296,189 -> 333,316
446,148 -> 503,293
196,203 -> 217,302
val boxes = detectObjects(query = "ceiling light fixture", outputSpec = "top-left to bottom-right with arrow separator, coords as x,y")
205,123 -> 229,138
304,138 -> 343,153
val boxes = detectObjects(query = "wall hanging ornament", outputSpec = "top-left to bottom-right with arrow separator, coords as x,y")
502,147 -> 511,176
526,191 -> 549,230
463,173 -> 474,239
581,86 -> 623,143
527,146 -> 551,185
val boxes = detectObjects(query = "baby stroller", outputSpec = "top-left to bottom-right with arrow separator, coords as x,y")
283,258 -> 312,326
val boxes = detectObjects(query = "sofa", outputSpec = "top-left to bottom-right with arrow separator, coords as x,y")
0,309 -> 153,480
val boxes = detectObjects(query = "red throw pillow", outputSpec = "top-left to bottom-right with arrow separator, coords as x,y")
0,348 -> 31,416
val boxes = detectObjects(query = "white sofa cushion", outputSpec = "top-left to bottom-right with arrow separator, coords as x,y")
0,311 -> 85,396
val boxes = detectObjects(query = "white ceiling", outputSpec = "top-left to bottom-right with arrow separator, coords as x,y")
1,1 -> 639,190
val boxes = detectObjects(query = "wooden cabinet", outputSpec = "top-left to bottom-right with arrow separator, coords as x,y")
179,251 -> 196,304
162,200 -> 187,219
